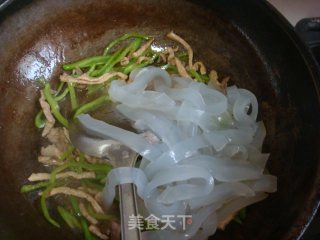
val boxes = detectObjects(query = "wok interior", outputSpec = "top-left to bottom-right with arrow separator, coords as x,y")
0,0 -> 319,239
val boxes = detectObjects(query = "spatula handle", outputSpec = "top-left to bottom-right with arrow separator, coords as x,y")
119,183 -> 141,240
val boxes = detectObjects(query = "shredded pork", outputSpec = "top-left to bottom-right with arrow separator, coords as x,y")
137,56 -> 150,64
28,171 -> 96,182
120,57 -> 129,66
60,72 -> 128,85
175,57 -> 190,78
46,127 -> 69,151
41,145 -> 62,158
166,47 -> 176,65
37,156 -> 63,166
89,225 -> 109,240
79,202 -> 98,225
208,70 -> 229,94
167,31 -> 193,70
193,61 -> 206,75
158,53 -> 167,63
78,187 -> 100,195
42,120 -> 55,137
48,187 -> 104,213
132,38 -> 154,58
39,90 -> 55,136
94,192 -> 102,204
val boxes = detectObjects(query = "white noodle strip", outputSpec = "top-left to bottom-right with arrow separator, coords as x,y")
102,167 -> 148,207
233,89 -> 258,124
125,67 -> 172,92
117,105 -> 183,148
144,189 -> 187,217
181,155 -> 262,182
82,66 -> 278,240
77,114 -> 163,161
143,165 -> 214,204
245,174 -> 277,193
188,182 -> 255,210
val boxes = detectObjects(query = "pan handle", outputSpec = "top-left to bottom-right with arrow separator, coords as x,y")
295,17 -> 320,74
295,18 -> 320,48
0,0 -> 14,11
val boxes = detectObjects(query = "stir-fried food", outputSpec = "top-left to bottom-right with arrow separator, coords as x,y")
21,32 -> 277,240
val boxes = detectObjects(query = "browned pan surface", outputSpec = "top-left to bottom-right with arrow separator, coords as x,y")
0,0 -> 320,239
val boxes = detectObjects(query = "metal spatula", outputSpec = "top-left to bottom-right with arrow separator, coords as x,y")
69,115 -> 141,240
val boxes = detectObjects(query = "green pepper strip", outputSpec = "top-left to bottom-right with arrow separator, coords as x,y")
69,196 -> 96,240
69,195 -> 81,217
69,158 -> 83,173
49,161 -> 113,184
99,176 -> 107,184
20,180 -> 50,193
74,95 -> 110,118
87,205 -> 116,221
63,56 -> 111,71
59,146 -> 75,161
35,111 -> 45,129
189,69 -> 209,83
94,171 -> 109,180
67,82 -> 78,110
81,179 -> 104,191
86,39 -> 152,93
86,84 -> 104,95
233,208 -> 246,224
55,82 -> 65,96
21,179 -> 66,193
81,218 -> 95,240
176,51 -> 188,61
54,87 -> 69,102
57,206 -> 81,229
36,78 -> 66,137
160,64 -> 177,72
92,39 -> 139,77
43,82 -> 69,127
103,33 -> 149,56
41,184 -> 60,227
123,53 -> 158,74
201,74 -> 209,82
87,64 -> 97,75
128,38 -> 143,56
189,69 -> 204,82
89,48 -> 123,77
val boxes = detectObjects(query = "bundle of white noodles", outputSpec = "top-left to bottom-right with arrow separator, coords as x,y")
78,67 -> 277,240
